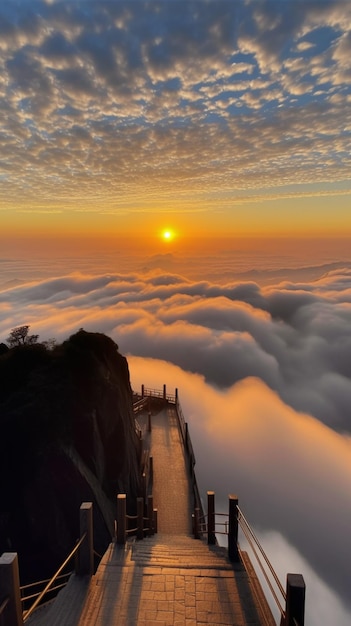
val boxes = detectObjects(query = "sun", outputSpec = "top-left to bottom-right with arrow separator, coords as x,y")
162,229 -> 174,241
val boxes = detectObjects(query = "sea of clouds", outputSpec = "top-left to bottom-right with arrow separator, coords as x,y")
1,262 -> 351,624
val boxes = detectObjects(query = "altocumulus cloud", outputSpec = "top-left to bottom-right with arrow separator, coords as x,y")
1,268 -> 351,622
1,0 -> 351,210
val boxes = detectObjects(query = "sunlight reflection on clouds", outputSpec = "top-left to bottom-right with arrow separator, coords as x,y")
1,261 -> 351,622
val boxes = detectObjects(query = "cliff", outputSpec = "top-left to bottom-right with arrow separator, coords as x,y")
0,330 -> 142,583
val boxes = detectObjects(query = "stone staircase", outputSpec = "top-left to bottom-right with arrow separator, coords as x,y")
26,534 -> 276,625
130,533 -> 236,570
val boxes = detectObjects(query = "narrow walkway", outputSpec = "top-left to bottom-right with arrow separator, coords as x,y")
30,534 -> 273,626
150,406 -> 192,535
27,403 -> 275,626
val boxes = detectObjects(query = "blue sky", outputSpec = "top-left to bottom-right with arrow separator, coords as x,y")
0,0 -> 351,238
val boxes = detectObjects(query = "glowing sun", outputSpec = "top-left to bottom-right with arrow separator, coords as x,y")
162,229 -> 174,241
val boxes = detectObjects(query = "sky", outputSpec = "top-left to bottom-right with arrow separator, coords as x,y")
1,0 -> 351,244
1,2 -> 351,625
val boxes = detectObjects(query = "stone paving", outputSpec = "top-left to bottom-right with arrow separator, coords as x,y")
149,405 -> 193,536
72,534 -> 271,626
27,404 -> 275,626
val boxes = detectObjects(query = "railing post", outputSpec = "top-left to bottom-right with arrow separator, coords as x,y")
228,495 -> 239,562
175,387 -> 178,402
207,491 -> 216,545
153,508 -> 158,534
141,384 -> 144,398
284,574 -> 305,626
194,507 -> 200,539
163,384 -> 166,400
0,553 -> 23,626
147,495 -> 154,535
149,456 -> 153,483
142,472 -> 146,500
117,494 -> 127,545
137,497 -> 144,540
78,502 -> 94,576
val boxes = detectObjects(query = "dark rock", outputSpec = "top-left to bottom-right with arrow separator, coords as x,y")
0,330 -> 141,583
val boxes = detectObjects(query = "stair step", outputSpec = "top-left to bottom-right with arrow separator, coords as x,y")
130,536 -> 234,569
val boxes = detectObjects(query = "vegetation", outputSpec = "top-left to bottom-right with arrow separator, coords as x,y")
6,325 -> 39,347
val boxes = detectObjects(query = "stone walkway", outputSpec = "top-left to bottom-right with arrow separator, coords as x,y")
29,534 -> 274,626
149,405 -> 193,535
27,404 -> 275,626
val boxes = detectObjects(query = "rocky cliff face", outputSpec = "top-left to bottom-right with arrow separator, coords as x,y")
0,330 -> 142,583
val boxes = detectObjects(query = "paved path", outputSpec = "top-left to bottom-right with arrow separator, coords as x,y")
30,535 -> 273,626
27,404 -> 275,626
150,406 -> 193,535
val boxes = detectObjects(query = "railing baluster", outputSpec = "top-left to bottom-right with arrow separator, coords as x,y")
78,503 -> 94,576
207,491 -> 216,545
137,497 -> 144,540
228,495 -> 239,562
194,507 -> 200,539
147,495 -> 154,536
117,494 -> 127,545
0,553 -> 23,626
284,574 -> 305,626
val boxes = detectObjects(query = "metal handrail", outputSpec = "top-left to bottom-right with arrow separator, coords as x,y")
21,571 -> 72,604
20,571 -> 71,593
23,531 -> 87,622
237,507 -> 285,600
201,505 -> 286,619
141,388 -> 176,403
238,516 -> 285,618
22,580 -> 69,604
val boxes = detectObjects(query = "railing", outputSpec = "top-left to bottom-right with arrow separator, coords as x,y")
174,396 -> 205,529
133,385 -> 205,537
130,385 -> 305,624
198,491 -> 305,626
21,571 -> 72,611
23,532 -> 88,622
0,502 -> 95,626
116,494 -> 157,544
138,384 -> 177,404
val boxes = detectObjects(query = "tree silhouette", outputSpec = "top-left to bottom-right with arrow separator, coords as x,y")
6,325 -> 39,348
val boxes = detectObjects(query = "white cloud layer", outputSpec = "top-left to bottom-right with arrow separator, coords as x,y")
1,264 -> 351,621
129,356 -> 351,625
2,265 -> 351,432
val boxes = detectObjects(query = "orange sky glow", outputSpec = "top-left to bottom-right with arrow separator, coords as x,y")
1,1 -> 351,247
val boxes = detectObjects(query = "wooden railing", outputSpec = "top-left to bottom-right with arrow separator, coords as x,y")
200,491 -> 305,626
116,494 -> 157,544
0,503 -> 95,626
133,384 -> 205,530
174,395 -> 205,531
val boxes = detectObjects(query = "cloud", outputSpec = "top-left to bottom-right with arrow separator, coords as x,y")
1,266 -> 351,436
1,263 -> 351,620
128,355 -> 351,620
1,1 -> 351,212
253,531 -> 351,626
